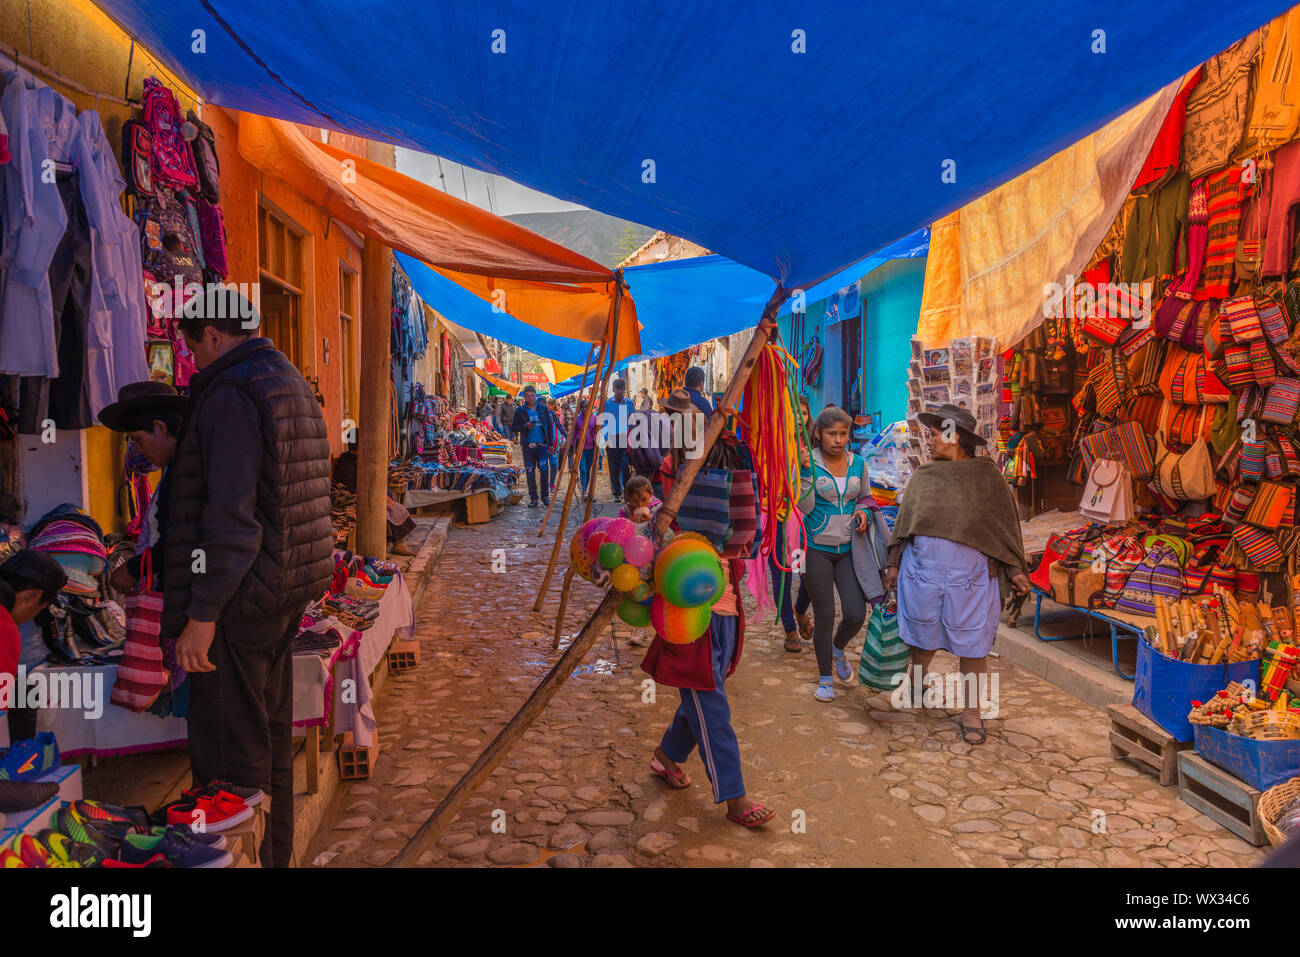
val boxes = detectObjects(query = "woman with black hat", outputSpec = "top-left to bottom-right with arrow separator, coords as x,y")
884,404 -> 1030,745
97,382 -> 188,594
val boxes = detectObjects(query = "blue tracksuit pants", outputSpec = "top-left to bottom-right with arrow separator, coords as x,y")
659,613 -> 744,803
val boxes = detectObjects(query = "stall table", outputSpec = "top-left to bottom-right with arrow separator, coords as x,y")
1028,586 -> 1148,681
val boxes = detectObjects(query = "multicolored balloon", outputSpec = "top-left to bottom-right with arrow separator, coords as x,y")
649,595 -> 711,644
653,537 -> 724,609
604,517 -> 637,547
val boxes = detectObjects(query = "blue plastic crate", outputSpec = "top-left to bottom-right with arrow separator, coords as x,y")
1132,638 -> 1259,742
1192,724 -> 1300,792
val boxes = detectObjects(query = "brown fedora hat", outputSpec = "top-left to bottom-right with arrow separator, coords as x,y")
97,381 -> 189,433
659,388 -> 693,415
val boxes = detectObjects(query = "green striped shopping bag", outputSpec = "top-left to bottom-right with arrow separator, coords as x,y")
858,604 -> 910,691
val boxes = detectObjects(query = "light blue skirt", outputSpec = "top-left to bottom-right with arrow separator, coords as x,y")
897,535 -> 1000,658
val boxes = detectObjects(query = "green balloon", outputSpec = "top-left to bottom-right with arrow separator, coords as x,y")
631,581 -> 652,602
617,597 -> 652,627
598,542 -> 625,570
659,549 -> 723,608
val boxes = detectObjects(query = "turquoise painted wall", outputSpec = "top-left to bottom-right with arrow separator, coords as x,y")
860,257 -> 926,427
777,256 -> 926,429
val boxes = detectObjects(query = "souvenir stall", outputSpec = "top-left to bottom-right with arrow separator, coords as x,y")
982,16 -> 1300,842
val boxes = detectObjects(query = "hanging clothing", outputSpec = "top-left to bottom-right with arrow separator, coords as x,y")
1182,30 -> 1263,180
1166,177 -> 1210,297
1132,67 -> 1203,195
44,170 -> 95,430
1197,166 -> 1252,299
1263,139 -> 1300,277
76,110 -> 149,415
0,77 -> 67,379
1118,171 -> 1189,283
1241,8 -> 1300,158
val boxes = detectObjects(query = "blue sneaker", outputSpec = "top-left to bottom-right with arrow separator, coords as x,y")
833,647 -> 853,683
814,676 -> 835,702
120,829 -> 233,868
148,823 -> 227,851
0,732 -> 60,781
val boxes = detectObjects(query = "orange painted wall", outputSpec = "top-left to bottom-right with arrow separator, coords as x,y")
205,109 -> 371,458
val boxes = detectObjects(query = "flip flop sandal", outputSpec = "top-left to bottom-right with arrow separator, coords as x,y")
959,722 -> 988,746
797,615 -> 813,639
650,759 -> 691,789
784,637 -> 803,652
727,803 -> 775,828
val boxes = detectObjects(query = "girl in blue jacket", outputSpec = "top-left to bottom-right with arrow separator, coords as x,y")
798,406 -> 874,701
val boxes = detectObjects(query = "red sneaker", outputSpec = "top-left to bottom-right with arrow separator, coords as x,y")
165,792 -> 252,832
101,852 -> 172,868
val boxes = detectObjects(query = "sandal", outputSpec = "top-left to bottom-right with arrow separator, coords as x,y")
797,613 -> 813,640
783,634 -> 803,652
959,721 -> 987,746
727,802 -> 775,828
650,758 -> 691,789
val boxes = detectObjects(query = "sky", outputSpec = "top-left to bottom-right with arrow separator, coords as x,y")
395,147 -> 584,216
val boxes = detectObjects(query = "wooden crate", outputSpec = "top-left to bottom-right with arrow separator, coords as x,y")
465,490 -> 491,524
388,638 -> 420,672
338,731 -> 378,780
1108,703 -> 1189,786
1177,751 -> 1268,846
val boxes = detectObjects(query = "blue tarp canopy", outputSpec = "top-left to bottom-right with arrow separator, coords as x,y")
94,1 -> 1284,287
400,229 -> 928,363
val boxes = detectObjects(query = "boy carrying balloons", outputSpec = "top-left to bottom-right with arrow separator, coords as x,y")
641,550 -> 774,828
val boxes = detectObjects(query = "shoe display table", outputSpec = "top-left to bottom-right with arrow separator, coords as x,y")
26,573 -> 415,786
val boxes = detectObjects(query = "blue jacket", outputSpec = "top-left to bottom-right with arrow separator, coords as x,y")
798,448 -> 873,554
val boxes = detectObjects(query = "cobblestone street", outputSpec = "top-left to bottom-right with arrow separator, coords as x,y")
305,502 -> 1268,868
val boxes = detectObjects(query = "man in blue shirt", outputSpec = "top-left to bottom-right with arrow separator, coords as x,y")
603,378 -> 637,501
685,366 -> 715,417
510,386 -> 557,507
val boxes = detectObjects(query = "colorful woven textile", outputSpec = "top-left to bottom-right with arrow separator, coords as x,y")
1198,167 -> 1251,298
674,467 -> 734,550
1233,523 -> 1285,566
1244,480 -> 1295,529
1261,378 -> 1300,424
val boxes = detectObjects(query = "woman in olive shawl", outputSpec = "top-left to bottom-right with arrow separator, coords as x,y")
884,405 -> 1030,744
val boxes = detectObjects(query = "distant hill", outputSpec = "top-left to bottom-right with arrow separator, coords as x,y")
506,210 -> 656,267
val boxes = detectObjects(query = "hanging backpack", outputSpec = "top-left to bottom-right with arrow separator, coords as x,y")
136,186 -> 202,288
120,119 -> 154,198
181,191 -> 207,274
196,199 -> 228,281
186,109 -> 221,203
142,77 -> 199,191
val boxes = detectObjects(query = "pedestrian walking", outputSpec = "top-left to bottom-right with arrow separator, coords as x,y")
169,287 -> 334,868
884,404 -> 1029,745
684,365 -> 714,416
774,393 -> 814,652
603,378 -> 636,501
797,405 -> 874,702
636,387 -> 652,412
642,557 -> 774,828
499,396 -> 516,442
568,397 -> 598,497
511,385 -> 558,507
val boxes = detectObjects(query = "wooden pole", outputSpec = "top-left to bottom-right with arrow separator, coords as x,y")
533,283 -> 624,613
391,284 -> 789,866
356,234 -> 392,559
537,340 -> 601,537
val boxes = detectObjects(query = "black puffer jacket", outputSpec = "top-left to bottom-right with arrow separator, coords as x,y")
161,338 -> 333,639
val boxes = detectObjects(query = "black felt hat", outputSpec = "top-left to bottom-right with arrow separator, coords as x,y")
97,381 -> 189,432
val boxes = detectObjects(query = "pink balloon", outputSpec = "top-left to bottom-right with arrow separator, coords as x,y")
605,518 -> 636,546
621,533 -> 654,567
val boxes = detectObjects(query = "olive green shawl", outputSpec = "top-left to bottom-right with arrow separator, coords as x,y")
889,457 -> 1028,600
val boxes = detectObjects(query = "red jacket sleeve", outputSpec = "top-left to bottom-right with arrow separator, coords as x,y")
0,607 -> 20,693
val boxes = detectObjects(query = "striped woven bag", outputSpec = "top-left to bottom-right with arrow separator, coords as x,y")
1261,378 -> 1300,425
1223,484 -> 1256,527
1222,296 -> 1265,341
1244,481 -> 1294,530
109,553 -> 167,713
1240,438 -> 1268,480
1232,524 -> 1285,568
1223,343 -> 1256,388
1251,340 -> 1278,388
1259,302 -> 1291,346
1114,544 -> 1184,616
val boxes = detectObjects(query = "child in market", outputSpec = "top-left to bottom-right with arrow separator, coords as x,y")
642,553 -> 774,828
619,476 -> 661,646
619,475 -> 662,524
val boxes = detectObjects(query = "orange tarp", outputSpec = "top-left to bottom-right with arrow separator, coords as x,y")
236,112 -> 640,359
474,368 -> 522,395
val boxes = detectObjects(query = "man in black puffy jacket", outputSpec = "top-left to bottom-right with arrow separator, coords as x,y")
168,286 -> 332,868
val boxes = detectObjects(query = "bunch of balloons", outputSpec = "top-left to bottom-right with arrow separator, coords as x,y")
570,518 -> 724,644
